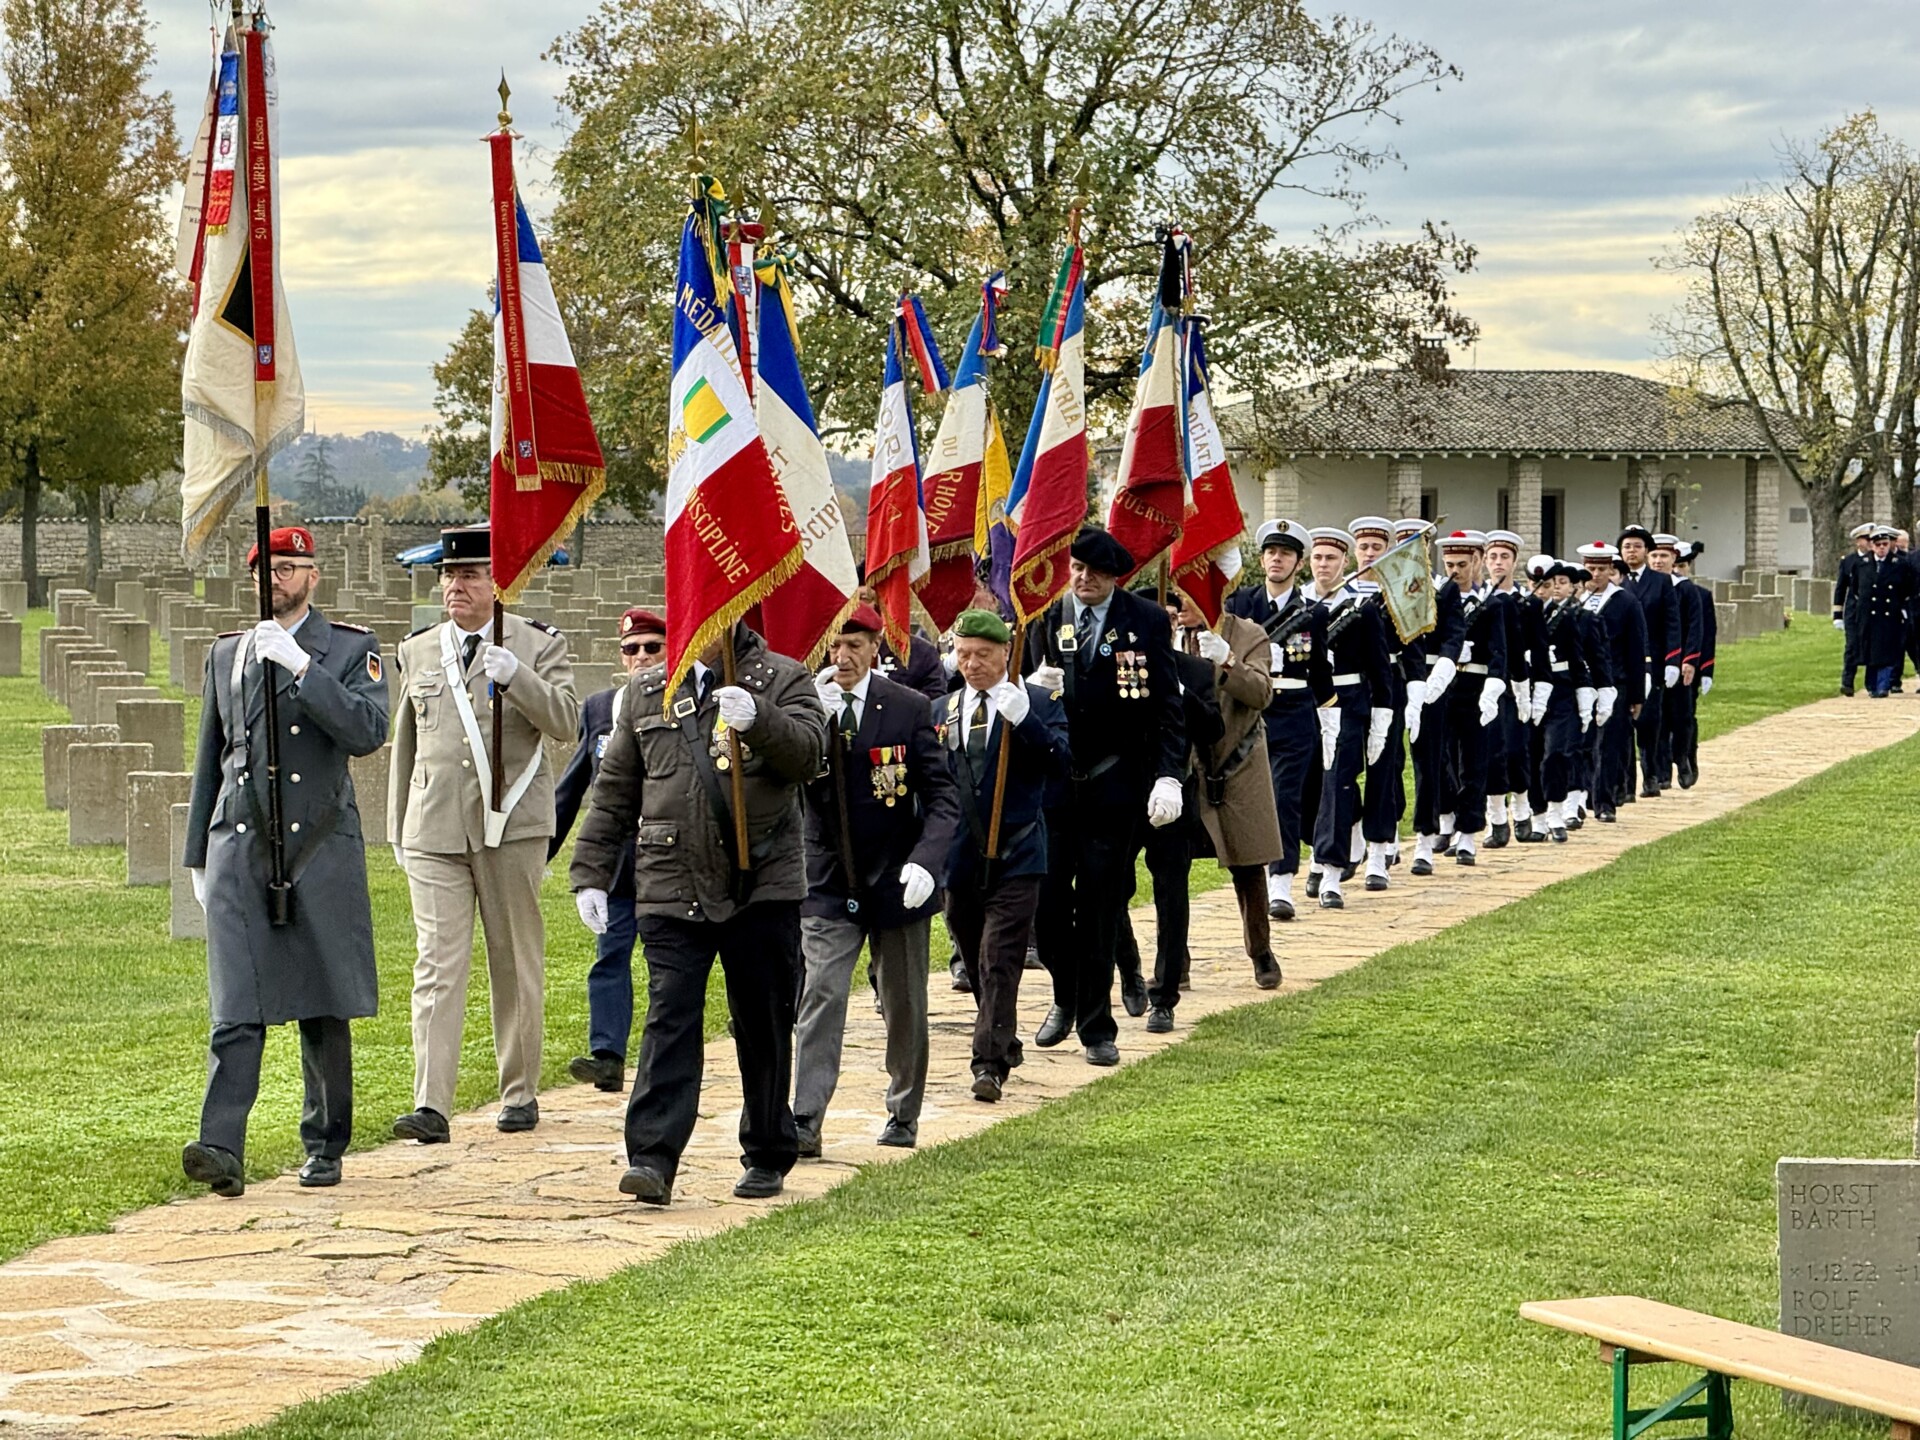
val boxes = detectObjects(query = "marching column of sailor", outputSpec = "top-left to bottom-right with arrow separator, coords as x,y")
179,517 -> 1750,1204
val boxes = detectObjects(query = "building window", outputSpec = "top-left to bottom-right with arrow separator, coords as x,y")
1497,488 -> 1510,531
1420,489 -> 1438,522
1658,489 -> 1677,534
1542,491 -> 1564,555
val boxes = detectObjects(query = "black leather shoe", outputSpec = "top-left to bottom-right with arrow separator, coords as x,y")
1550,826 -> 1568,843
1486,822 -> 1510,848
1340,863 -> 1358,882
392,1108 -> 450,1144
1515,824 -> 1546,843
877,1119 -> 917,1149
1568,811 -> 1585,830
1455,850 -> 1476,867
794,1116 -> 821,1159
1840,683 -> 1854,697
1024,946 -> 1044,970
569,1053 -> 624,1092
1119,968 -> 1148,1018
950,960 -> 972,992
1597,809 -> 1617,823
971,1072 -> 1003,1102
1145,1005 -> 1174,1033
1006,1040 -> 1024,1070
1035,1004 -> 1072,1048
1439,834 -> 1458,854
1411,857 -> 1433,876
1365,873 -> 1389,891
1251,953 -> 1282,990
1084,1040 -> 1120,1067
619,1163 -> 672,1205
298,1155 -> 341,1188
1304,870 -> 1321,898
1641,783 -> 1661,798
734,1166 -> 785,1199
1269,895 -> 1295,920
182,1141 -> 244,1198
496,1102 -> 539,1133
1319,890 -> 1344,909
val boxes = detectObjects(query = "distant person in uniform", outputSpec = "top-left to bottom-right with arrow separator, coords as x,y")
389,525 -> 580,1143
550,607 -> 666,1092
181,526 -> 389,1197
1833,522 -> 1873,696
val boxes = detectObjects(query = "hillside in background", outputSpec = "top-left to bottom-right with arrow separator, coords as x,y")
269,431 -> 429,512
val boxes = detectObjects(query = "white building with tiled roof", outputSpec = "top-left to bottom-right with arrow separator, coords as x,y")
1215,348 -> 1821,580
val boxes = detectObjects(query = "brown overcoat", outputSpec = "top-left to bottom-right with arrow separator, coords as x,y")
1196,612 -> 1282,866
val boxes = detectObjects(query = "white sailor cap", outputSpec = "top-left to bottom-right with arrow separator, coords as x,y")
1525,553 -> 1557,580
1576,539 -> 1620,561
1439,529 -> 1487,551
1871,524 -> 1898,540
1485,529 -> 1523,553
1674,541 -> 1696,561
1851,522 -> 1876,540
1392,518 -> 1429,539
1651,532 -> 1681,552
1255,519 -> 1307,553
1348,515 -> 1393,540
1308,526 -> 1354,553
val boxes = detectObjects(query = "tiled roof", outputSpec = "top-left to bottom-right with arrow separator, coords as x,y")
1220,368 -> 1801,457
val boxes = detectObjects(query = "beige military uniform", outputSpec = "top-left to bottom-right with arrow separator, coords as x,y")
390,614 -> 579,1118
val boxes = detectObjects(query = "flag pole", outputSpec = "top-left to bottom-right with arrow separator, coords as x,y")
490,73 -> 512,812
239,0 -> 290,926
987,192 -> 1084,859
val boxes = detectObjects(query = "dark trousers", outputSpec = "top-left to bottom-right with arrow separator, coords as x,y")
588,895 -> 637,1060
1659,681 -> 1694,784
1227,864 -> 1273,968
1410,696 -> 1450,834
200,1016 -> 352,1163
1868,663 -> 1898,696
1361,708 -> 1405,844
1263,703 -> 1318,875
1312,698 -> 1367,865
949,874 -> 1042,1081
1684,679 -> 1704,775
1444,692 -> 1492,834
1842,616 -> 1860,688
1598,703 -> 1635,809
627,903 -> 800,1184
1634,683 -> 1664,790
1494,693 -> 1530,796
1121,817 -> 1191,1010
1537,694 -> 1580,806
1037,769 -> 1143,1047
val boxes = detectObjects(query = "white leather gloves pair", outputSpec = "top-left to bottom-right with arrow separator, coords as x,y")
714,685 -> 756,731
1477,677 -> 1502,728
1595,686 -> 1617,727
989,679 -> 1029,725
1195,630 -> 1231,664
253,619 -> 310,679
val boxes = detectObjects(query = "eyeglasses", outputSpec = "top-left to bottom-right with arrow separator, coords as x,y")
266,561 -> 315,581
621,639 -> 666,657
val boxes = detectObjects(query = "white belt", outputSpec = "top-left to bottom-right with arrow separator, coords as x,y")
1273,677 -> 1309,691
1332,672 -> 1363,686
1550,660 -> 1569,673
1459,662 -> 1490,675
440,621 -> 543,848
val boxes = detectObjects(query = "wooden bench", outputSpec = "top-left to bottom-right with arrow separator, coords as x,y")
1521,1295 -> 1920,1439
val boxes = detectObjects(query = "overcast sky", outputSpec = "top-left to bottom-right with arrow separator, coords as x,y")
148,1 -> 1920,437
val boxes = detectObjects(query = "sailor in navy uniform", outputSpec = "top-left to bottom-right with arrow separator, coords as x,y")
1833,522 -> 1874,695
1673,542 -> 1715,786
1301,526 -> 1392,908
1576,541 -> 1642,820
1396,518 -> 1464,876
1518,556 -> 1595,841
1618,525 -> 1681,798
1646,534 -> 1702,789
1349,517 -> 1408,890
1428,531 -> 1509,865
1024,528 -> 1185,1068
1226,519 -> 1333,919
1856,525 -> 1916,698
1481,530 -> 1537,846
1561,555 -> 1615,827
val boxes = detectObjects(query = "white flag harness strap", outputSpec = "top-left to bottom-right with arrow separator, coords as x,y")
440,621 -> 543,848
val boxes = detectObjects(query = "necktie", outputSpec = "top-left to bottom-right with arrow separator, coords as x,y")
461,633 -> 480,671
840,690 -> 859,744
967,690 -> 990,760
1074,603 -> 1096,669
698,669 -> 714,705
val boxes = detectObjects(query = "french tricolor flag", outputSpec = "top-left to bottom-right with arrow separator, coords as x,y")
865,317 -> 932,660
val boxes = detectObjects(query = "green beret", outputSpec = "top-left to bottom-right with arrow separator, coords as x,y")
953,608 -> 1011,644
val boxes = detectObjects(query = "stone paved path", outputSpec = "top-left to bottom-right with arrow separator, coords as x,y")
1,695 -> 1915,1437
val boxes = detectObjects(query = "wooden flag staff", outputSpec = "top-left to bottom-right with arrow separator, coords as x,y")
491,72 -> 513,812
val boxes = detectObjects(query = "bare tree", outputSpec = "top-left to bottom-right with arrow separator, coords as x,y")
1658,112 -> 1920,575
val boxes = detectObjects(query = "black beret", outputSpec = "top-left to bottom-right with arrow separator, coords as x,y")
1070,526 -> 1134,577
1618,525 -> 1654,547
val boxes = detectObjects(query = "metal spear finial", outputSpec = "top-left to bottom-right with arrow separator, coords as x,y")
497,71 -> 512,131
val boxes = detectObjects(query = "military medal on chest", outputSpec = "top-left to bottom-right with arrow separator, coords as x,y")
869,745 -> 908,805
710,714 -> 753,770
1116,649 -> 1149,699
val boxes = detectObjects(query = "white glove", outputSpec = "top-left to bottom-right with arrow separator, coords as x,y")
481,644 -> 520,687
1700,676 -> 1713,696
1268,642 -> 1285,677
1510,679 -> 1531,723
1834,617 -> 1845,629
1663,663 -> 1680,689
1317,707 -> 1341,769
1576,686 -> 1596,732
576,887 -> 609,935
189,867 -> 207,909
814,676 -> 842,714
1146,775 -> 1183,828
899,862 -> 935,909
1366,708 -> 1391,766
989,678 -> 1029,726
252,619 -> 310,678
714,685 -> 757,731
1030,662 -> 1065,692
1477,676 -> 1502,728
1532,681 -> 1553,724
1196,629 -> 1231,664
1405,679 -> 1427,713
1404,701 -> 1422,745
1426,655 -> 1457,700
941,650 -> 959,676
1595,686 -> 1617,727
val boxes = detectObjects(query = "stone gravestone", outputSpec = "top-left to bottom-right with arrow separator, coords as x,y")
0,579 -> 28,615
0,616 -> 19,677
68,741 -> 153,845
349,744 -> 389,846
169,803 -> 205,941
41,723 -> 118,809
117,698 -> 185,773
1777,1157 -> 1920,1416
127,771 -> 193,885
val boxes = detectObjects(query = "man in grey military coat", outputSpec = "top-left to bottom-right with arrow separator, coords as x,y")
181,526 -> 390,1197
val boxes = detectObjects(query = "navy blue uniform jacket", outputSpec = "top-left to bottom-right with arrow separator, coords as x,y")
942,679 -> 1071,885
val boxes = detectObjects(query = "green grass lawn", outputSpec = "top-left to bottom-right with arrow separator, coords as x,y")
0,613 -> 1848,1269
243,719 -> 1917,1440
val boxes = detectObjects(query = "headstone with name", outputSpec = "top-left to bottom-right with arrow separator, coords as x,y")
1777,1157 -> 1920,1409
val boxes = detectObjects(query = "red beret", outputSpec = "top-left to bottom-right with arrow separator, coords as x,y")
246,527 -> 315,567
841,602 -> 884,634
618,607 -> 666,637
